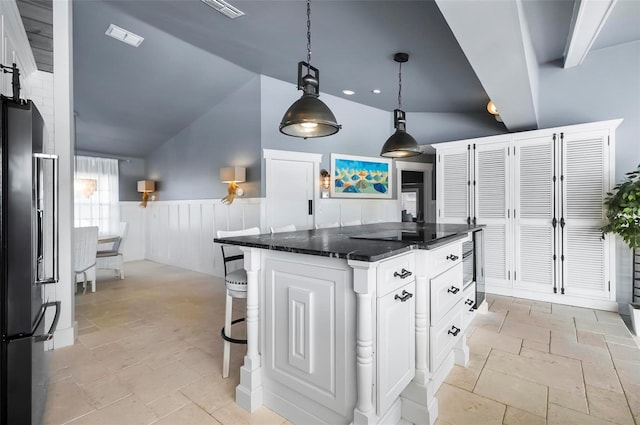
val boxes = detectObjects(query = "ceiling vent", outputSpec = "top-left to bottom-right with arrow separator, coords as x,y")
201,0 -> 245,19
105,24 -> 144,47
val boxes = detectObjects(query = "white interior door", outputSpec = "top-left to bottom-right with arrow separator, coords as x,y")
266,158 -> 315,230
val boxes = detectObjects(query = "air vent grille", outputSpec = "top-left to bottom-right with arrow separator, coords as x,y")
105,24 -> 144,47
201,0 -> 245,19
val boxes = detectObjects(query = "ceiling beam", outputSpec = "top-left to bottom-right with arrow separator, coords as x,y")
563,0 -> 618,68
435,0 -> 539,131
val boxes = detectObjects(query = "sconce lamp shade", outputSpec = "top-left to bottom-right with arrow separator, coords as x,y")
220,166 -> 246,183
137,180 -> 155,193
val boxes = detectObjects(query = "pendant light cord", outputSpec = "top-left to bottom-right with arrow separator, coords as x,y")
398,61 -> 403,110
306,0 -> 312,65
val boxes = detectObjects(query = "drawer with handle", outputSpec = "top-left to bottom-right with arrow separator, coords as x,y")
377,252 -> 415,297
430,242 -> 463,277
430,299 -> 464,370
463,282 -> 476,330
430,262 -> 464,323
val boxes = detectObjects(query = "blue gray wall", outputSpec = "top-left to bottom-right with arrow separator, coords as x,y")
145,76 -> 262,200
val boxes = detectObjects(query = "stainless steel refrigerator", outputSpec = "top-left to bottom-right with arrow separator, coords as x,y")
0,95 -> 59,424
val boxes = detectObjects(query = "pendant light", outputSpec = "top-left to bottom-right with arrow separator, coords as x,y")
279,0 -> 341,138
380,53 -> 421,158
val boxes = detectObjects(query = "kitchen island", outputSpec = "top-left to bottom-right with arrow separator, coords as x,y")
215,222 -> 483,425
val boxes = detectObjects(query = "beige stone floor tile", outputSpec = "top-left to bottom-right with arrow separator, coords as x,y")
151,402 -> 221,425
443,364 -> 481,392
176,346 -> 223,377
474,368 -> 547,417
576,330 -> 607,348
436,383 -> 506,425
433,419 -> 453,425
527,310 -> 577,334
211,403 -> 287,425
550,337 -> 614,367
548,386 -> 588,414
503,406 -> 546,425
547,403 -> 618,425
467,310 -> 506,332
485,348 -> 583,393
78,374 -> 132,409
490,300 -> 531,315
44,378 -> 96,425
605,333 -> 640,347
575,319 -> 633,338
116,359 -> 201,403
612,358 -> 640,385
522,339 -> 549,353
66,394 -> 158,425
585,384 -> 635,425
500,313 -> 551,344
595,309 -> 626,324
179,374 -> 238,414
146,391 -> 192,419
468,327 -> 522,354
467,345 -> 491,369
607,341 -> 640,363
582,363 -> 623,393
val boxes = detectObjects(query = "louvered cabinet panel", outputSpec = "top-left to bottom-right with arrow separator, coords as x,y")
475,142 -> 509,220
438,147 -> 470,223
514,224 -> 555,292
562,131 -> 608,222
516,139 -> 555,219
483,223 -> 511,287
563,226 -> 609,299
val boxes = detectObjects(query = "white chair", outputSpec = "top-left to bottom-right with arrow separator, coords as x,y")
270,224 -> 297,233
315,221 -> 340,229
341,219 -> 362,227
216,226 -> 261,378
96,222 -> 129,279
74,226 -> 99,293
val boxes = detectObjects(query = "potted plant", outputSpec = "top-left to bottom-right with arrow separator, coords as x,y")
602,163 -> 640,334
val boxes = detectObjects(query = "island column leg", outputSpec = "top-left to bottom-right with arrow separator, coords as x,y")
236,247 -> 263,411
349,260 -> 377,425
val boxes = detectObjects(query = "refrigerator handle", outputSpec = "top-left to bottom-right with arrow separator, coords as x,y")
33,301 -> 61,343
33,153 -> 59,285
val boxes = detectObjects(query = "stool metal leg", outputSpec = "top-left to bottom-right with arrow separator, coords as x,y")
223,291 -> 233,378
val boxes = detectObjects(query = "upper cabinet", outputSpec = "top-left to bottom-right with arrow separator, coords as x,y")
434,120 -> 621,310
0,0 -> 38,96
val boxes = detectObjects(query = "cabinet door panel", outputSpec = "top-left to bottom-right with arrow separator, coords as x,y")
513,135 -> 557,292
474,142 -> 511,287
377,281 -> 415,415
437,146 -> 470,223
563,227 -> 608,298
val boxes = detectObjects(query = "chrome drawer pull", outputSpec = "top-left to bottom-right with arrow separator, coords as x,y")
394,290 -> 414,302
465,299 -> 474,306
448,326 -> 461,337
447,286 -> 460,294
394,268 -> 413,279
446,254 -> 459,261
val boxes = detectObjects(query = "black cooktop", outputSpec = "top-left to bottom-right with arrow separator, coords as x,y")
350,229 -> 460,243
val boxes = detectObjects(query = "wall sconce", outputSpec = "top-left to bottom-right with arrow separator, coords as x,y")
320,168 -> 330,198
75,178 -> 97,198
487,100 -> 503,123
137,180 -> 155,208
220,166 -> 246,204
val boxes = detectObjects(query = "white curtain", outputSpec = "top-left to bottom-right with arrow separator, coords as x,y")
74,156 -> 120,235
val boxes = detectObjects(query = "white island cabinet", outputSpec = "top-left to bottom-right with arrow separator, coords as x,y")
215,223 -> 478,425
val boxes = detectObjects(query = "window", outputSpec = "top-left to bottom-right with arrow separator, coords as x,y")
401,189 -> 418,218
74,156 -> 119,235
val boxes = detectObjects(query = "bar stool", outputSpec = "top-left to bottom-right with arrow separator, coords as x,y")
216,227 -> 260,378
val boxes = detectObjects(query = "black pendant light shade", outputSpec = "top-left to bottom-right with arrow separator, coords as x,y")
279,0 -> 340,139
280,62 -> 341,138
380,109 -> 422,158
380,53 -> 421,158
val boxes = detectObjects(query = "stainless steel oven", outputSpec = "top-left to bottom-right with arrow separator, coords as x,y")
462,228 -> 485,309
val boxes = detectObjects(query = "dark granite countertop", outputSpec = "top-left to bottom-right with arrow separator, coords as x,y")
214,222 -> 483,262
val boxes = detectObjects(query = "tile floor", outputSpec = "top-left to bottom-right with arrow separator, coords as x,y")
45,261 -> 640,425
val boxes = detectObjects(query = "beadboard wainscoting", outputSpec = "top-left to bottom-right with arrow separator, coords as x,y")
120,197 -> 403,278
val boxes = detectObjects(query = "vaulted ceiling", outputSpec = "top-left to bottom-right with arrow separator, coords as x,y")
20,0 -> 640,158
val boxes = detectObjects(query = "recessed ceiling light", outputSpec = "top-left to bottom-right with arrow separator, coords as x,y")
201,0 -> 245,19
342,90 -> 355,96
372,89 -> 381,94
105,24 -> 144,47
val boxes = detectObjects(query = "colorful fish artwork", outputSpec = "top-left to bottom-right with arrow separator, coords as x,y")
331,155 -> 391,197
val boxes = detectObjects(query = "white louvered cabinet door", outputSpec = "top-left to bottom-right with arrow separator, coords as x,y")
437,145 -> 470,224
560,129 -> 612,299
513,135 -> 557,293
474,141 -> 512,287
